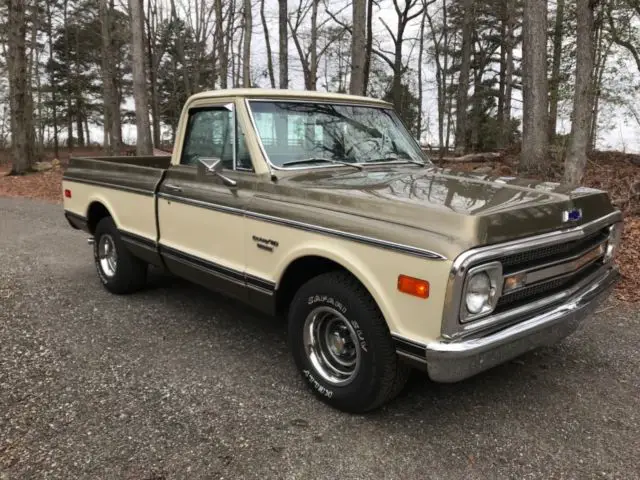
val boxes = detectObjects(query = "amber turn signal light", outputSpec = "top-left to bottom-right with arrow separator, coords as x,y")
397,275 -> 429,299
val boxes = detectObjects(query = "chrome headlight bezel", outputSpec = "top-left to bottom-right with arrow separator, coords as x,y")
460,261 -> 503,323
604,222 -> 623,262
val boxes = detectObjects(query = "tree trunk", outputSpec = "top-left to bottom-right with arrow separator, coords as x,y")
392,20 -> 405,112
215,0 -> 227,88
548,0 -> 565,143
31,9 -> 43,153
416,10 -> 425,139
455,0 -> 473,154
278,0 -> 288,88
309,0 -> 319,90
129,0 -> 153,155
565,0 -> 595,186
470,68 -> 482,152
497,0 -> 507,146
76,109 -> 85,147
85,116 -> 91,145
363,0 -> 373,94
521,0 -> 549,174
260,0 -> 276,88
75,20 -> 85,148
45,1 -> 59,158
243,0 -> 252,87
501,4 -> 515,148
146,0 -> 160,147
7,0 -> 34,174
350,0 -> 367,95
100,0 -> 116,154
63,0 -> 73,150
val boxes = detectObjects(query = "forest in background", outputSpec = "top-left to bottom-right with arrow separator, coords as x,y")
3,0 -> 640,186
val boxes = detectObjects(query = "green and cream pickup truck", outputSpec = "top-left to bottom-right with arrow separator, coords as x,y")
62,89 -> 622,412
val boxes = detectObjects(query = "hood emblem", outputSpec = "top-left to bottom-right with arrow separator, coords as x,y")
562,208 -> 583,223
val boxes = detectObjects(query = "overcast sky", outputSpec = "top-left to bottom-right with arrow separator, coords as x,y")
112,0 -> 640,153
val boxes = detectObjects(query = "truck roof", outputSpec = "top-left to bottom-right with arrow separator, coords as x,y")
187,88 -> 393,107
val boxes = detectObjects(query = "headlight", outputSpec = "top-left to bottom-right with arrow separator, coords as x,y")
466,273 -> 491,313
461,262 -> 503,322
604,222 -> 623,262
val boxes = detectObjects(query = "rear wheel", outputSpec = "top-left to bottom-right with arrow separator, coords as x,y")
93,216 -> 147,294
288,271 -> 409,413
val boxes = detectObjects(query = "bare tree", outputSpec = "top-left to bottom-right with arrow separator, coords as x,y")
416,5 -> 426,139
565,0 -> 597,186
454,0 -> 473,154
279,0 -> 288,88
215,0 -> 228,88
6,0 -> 34,174
372,0 -> 425,111
45,0 -> 59,158
548,0 -> 565,142
521,0 -> 548,174
260,0 -> 276,87
100,0 -> 122,154
129,0 -> 153,155
425,0 -> 450,156
243,0 -> 252,87
349,0 -> 366,95
289,0 -> 344,90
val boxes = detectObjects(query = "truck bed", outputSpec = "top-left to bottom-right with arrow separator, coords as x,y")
64,155 -> 172,195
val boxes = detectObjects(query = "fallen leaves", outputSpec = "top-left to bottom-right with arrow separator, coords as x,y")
0,166 -> 64,203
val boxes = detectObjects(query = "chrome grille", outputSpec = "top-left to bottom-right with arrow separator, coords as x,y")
496,261 -> 603,311
497,229 -> 609,311
501,229 -> 608,271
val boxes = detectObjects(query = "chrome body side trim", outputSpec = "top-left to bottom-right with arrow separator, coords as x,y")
441,211 -> 622,339
424,265 -> 619,383
62,176 -> 155,197
245,209 -> 446,260
157,191 -> 447,260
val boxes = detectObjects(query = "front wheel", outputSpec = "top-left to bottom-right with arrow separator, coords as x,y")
93,216 -> 147,294
288,272 -> 409,413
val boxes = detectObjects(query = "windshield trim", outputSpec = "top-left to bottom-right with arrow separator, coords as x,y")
244,98 -> 430,172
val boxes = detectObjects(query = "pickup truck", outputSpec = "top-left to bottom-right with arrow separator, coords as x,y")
62,88 -> 622,413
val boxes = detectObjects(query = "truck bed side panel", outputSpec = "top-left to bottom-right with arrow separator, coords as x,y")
63,156 -> 168,265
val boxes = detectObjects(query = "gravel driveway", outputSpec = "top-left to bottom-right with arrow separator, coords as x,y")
1,197 -> 638,480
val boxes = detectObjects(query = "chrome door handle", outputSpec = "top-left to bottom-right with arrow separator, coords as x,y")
164,183 -> 183,193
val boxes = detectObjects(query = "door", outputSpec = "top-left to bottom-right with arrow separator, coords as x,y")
157,102 -> 257,302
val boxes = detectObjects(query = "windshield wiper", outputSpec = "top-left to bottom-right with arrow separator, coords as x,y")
369,155 -> 427,167
282,157 -> 363,171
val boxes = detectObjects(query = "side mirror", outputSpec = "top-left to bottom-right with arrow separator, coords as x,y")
197,157 -> 237,187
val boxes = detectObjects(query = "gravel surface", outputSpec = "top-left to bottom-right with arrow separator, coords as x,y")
1,197 -> 639,480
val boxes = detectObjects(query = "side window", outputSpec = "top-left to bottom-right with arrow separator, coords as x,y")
181,106 -> 254,171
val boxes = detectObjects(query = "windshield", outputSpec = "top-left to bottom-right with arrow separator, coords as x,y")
248,101 -> 430,169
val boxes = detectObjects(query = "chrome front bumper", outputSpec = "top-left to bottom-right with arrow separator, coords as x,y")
424,265 -> 619,383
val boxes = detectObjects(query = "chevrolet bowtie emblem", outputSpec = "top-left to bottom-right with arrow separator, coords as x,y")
562,208 -> 583,222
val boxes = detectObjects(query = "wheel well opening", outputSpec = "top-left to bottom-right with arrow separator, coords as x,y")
87,202 -> 111,234
276,256 -> 350,315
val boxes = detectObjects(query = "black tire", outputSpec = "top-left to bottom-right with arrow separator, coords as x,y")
288,271 -> 410,413
93,216 -> 147,294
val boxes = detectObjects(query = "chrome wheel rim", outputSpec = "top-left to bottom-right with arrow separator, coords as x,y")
303,306 -> 361,386
98,234 -> 117,277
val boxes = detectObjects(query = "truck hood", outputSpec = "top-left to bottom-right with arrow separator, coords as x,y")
270,166 -> 616,249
